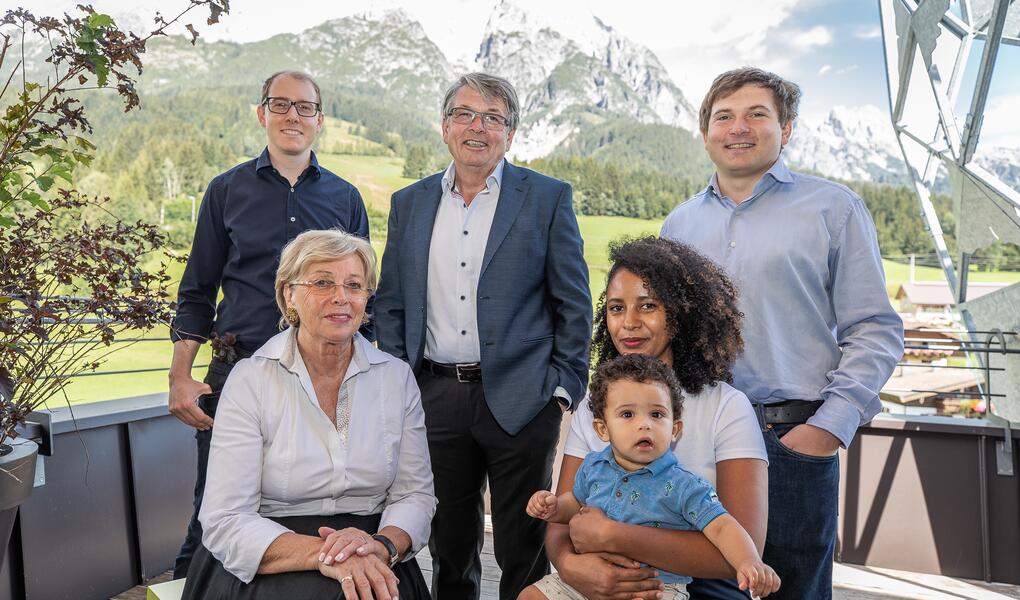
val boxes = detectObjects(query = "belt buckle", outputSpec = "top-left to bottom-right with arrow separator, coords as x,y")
456,365 -> 471,383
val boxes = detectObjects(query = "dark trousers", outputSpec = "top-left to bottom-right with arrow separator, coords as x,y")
687,577 -> 751,599
761,422 -> 840,600
173,358 -> 234,579
182,513 -> 430,600
417,370 -> 562,600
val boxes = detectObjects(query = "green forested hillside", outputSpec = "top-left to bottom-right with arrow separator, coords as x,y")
554,118 -> 713,175
68,86 -> 1020,268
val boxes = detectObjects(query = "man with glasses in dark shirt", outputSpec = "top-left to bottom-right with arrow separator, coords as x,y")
167,70 -> 370,579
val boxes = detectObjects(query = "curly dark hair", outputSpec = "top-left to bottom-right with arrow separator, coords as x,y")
592,236 -> 744,395
589,354 -> 683,421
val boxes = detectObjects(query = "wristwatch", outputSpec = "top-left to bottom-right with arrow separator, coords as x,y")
372,533 -> 399,567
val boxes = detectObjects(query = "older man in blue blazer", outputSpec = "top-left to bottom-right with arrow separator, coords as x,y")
375,73 -> 592,600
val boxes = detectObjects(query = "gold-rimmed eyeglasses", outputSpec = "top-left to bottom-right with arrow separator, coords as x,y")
446,107 -> 510,131
289,279 -> 372,298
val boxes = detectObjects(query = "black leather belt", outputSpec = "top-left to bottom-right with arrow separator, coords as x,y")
422,358 -> 482,383
753,400 -> 822,428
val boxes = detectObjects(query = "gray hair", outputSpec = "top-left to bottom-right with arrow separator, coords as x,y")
441,72 -> 520,131
261,70 -> 322,105
274,229 -> 377,329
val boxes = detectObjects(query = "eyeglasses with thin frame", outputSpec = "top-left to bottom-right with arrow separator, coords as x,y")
446,107 -> 510,131
290,279 -> 372,298
263,97 -> 321,118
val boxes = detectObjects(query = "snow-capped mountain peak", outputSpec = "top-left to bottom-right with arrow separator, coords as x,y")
475,0 -> 696,159
785,104 -> 905,183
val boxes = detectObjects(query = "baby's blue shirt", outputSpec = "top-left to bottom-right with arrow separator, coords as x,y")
573,446 -> 727,585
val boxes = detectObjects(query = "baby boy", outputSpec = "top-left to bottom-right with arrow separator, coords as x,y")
523,354 -> 780,599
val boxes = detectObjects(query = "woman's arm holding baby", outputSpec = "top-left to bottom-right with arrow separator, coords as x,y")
567,457 -> 768,578
545,455 -> 665,600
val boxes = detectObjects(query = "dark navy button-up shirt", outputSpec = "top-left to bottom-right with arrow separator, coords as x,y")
171,148 -> 370,352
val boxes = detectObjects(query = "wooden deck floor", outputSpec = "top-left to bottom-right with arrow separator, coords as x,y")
115,532 -> 1020,600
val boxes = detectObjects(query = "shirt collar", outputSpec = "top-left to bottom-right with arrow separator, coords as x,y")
706,155 -> 793,202
593,445 -> 678,476
255,148 -> 322,178
441,159 -> 505,195
254,327 -> 389,378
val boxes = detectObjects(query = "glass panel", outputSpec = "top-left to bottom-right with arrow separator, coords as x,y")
966,0 -> 995,28
899,48 -> 947,151
952,37 -> 983,125
971,41 -> 1020,196
948,0 -> 964,19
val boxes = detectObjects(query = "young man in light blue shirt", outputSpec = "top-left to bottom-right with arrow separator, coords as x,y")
660,67 -> 903,599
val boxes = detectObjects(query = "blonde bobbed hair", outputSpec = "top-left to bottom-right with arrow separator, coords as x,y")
274,229 -> 377,330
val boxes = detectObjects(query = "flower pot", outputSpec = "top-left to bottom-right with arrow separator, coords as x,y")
0,438 -> 38,566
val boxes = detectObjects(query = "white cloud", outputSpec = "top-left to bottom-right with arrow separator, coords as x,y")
788,25 -> 833,50
976,93 -> 1020,148
853,25 -> 881,39
600,1 -> 805,99
818,64 -> 832,75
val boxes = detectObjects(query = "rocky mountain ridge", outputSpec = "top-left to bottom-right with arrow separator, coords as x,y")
18,1 -> 1018,190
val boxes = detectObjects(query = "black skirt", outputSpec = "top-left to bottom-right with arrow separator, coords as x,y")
182,513 -> 430,600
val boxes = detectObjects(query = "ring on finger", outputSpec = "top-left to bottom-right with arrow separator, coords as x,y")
340,575 -> 354,583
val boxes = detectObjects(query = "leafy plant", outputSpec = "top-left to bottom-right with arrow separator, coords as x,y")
0,2 -> 227,225
0,1 -> 228,446
0,192 -> 181,445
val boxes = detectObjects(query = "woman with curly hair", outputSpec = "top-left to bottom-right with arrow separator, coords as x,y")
542,236 -> 768,600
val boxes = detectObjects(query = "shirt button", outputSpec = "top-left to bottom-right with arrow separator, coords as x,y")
460,295 -> 466,300
460,262 -> 466,267
622,477 -> 629,483
461,330 -> 467,335
290,187 -> 294,192
463,230 -> 468,235
290,217 -> 296,222
615,491 -> 622,498
729,241 -> 736,248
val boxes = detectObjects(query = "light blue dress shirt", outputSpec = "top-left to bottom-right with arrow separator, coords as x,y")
660,158 -> 903,447
574,447 -> 727,585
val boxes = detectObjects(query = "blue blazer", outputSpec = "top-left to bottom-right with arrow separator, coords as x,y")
375,162 -> 592,435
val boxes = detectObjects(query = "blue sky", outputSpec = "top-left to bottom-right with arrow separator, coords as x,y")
23,0 -> 1019,139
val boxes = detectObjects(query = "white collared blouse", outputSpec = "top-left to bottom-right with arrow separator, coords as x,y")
199,328 -> 436,583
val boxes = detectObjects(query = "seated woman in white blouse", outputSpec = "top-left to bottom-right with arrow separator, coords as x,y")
545,237 -> 768,600
183,230 -> 436,600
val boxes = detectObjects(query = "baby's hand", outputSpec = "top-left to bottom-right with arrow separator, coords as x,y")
526,490 -> 558,520
736,558 -> 781,598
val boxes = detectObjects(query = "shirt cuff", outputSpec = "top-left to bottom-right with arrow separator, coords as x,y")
553,386 -> 572,410
380,503 -> 431,561
169,316 -> 212,344
806,396 -> 864,449
212,517 -> 290,583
